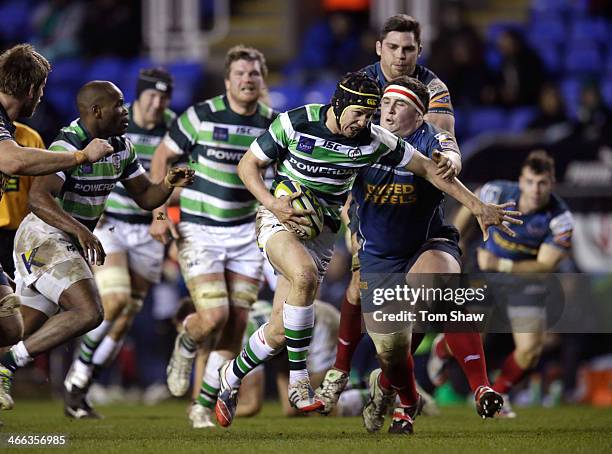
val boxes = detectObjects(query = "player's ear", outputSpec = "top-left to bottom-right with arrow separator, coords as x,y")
418,44 -> 423,57
375,40 -> 382,57
224,77 -> 231,92
92,104 -> 102,119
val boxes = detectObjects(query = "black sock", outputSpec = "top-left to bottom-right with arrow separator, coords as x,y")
0,351 -> 18,373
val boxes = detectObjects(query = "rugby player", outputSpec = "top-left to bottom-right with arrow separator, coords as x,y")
148,46 -> 277,428
214,71 -> 519,427
0,44 -> 114,348
63,68 -> 176,418
0,81 -> 194,413
353,77 -> 510,435
316,15 -> 497,410
450,150 -> 573,418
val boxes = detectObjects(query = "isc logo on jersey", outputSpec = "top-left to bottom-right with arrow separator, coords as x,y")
273,180 -> 324,240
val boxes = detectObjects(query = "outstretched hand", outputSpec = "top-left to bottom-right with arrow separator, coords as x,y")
165,167 -> 195,188
475,201 -> 522,241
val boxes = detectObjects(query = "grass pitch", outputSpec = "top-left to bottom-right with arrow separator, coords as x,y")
0,400 -> 611,453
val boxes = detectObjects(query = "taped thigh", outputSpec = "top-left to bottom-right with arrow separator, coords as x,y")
0,293 -> 21,318
369,329 -> 412,356
34,258 -> 93,304
95,266 -> 131,297
187,280 -> 228,311
229,280 -> 259,310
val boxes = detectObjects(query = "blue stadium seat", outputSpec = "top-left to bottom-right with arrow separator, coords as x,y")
166,61 -> 203,113
531,0 -> 571,14
47,59 -> 87,87
467,108 -> 507,137
532,42 -> 561,73
570,18 -> 609,44
302,80 -> 337,106
86,58 -> 125,87
602,79 -> 612,109
44,85 -> 78,120
0,0 -> 31,42
527,18 -> 566,45
565,41 -> 602,74
508,108 -> 537,132
560,77 -> 582,119
267,84 -> 304,111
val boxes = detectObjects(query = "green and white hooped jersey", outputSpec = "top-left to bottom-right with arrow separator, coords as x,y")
105,105 -> 175,224
250,103 -> 415,229
49,119 -> 145,231
163,94 -> 277,226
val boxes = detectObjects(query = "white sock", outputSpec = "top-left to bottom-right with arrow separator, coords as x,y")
87,320 -> 113,343
92,336 -> 118,367
283,303 -> 315,385
11,341 -> 32,367
203,351 -> 226,391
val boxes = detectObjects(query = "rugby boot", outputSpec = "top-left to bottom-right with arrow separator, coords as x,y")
475,385 -> 504,418
388,407 -> 415,435
215,361 -> 239,427
315,368 -> 349,415
189,402 -> 215,428
166,333 -> 196,397
288,378 -> 324,412
0,365 -> 14,410
362,368 -> 396,433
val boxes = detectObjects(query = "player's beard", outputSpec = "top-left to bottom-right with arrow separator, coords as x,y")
20,97 -> 38,118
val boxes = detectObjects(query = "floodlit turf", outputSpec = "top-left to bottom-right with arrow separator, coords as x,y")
0,400 -> 611,453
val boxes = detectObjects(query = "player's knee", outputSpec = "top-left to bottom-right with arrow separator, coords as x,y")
229,280 -> 259,310
121,295 -> 144,316
0,314 -> 24,347
81,305 -> 104,332
289,265 -> 318,298
369,331 -> 411,365
103,293 -> 132,319
516,343 -> 543,369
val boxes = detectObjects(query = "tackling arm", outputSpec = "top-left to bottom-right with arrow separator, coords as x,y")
406,151 -> 521,240
0,138 -> 113,176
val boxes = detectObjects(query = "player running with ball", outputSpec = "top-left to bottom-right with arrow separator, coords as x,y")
214,71 -> 520,427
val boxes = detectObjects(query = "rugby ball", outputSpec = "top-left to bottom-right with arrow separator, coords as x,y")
273,179 -> 324,240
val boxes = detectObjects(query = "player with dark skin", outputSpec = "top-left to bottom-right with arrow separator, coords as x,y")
0,82 -> 194,411
0,45 -> 114,347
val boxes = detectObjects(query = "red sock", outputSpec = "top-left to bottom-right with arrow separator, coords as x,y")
333,294 -> 363,373
492,351 -> 527,394
435,336 -> 451,359
444,332 -> 490,392
381,355 -> 418,407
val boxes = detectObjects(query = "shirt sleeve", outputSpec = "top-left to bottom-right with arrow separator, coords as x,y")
427,78 -> 454,116
370,124 -> 415,168
48,137 -> 78,181
250,111 -> 291,164
0,121 -> 14,143
120,140 -> 146,181
163,106 -> 198,156
544,210 -> 573,251
431,131 -> 460,156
